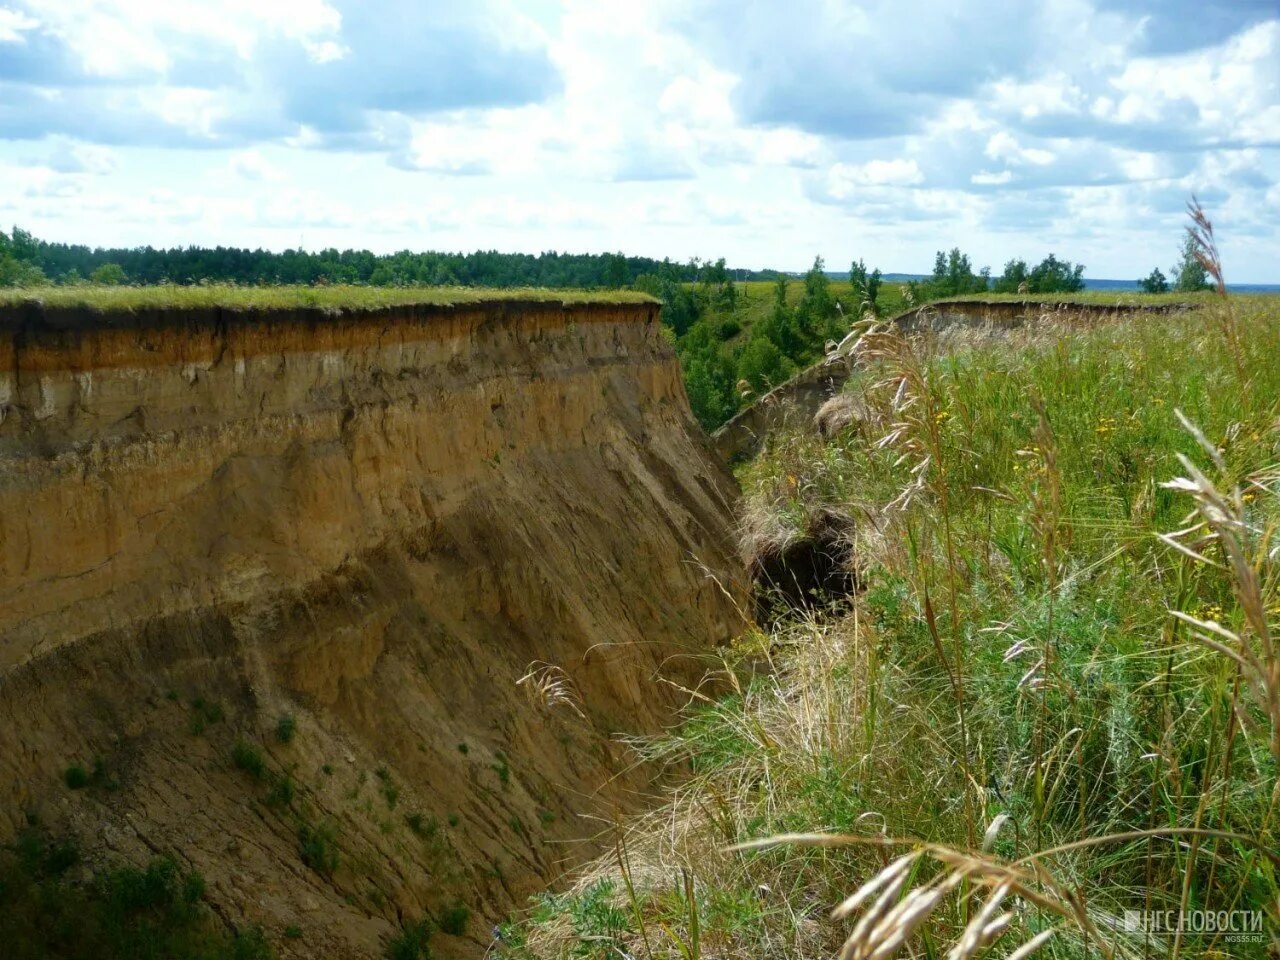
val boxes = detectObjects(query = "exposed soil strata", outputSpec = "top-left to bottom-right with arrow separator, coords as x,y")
0,298 -> 745,958
712,298 -> 1191,461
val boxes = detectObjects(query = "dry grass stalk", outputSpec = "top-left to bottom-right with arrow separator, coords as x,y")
731,832 -> 1088,960
1159,411 -> 1280,766
1186,197 -> 1246,386
517,661 -> 586,718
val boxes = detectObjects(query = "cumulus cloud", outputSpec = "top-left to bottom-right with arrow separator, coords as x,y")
0,0 -> 1277,280
0,0 -> 559,148
827,159 -> 925,193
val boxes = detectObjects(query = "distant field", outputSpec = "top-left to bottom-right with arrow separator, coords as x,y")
0,284 -> 658,313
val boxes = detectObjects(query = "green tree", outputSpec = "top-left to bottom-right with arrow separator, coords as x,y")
796,256 -> 836,351
993,258 -> 1029,293
0,254 -> 46,287
604,253 -> 629,289
698,257 -> 736,310
89,263 -> 127,285
921,248 -> 989,300
1138,267 -> 1169,294
0,226 -> 47,287
754,274 -> 803,357
736,335 -> 794,395
1172,234 -> 1210,292
849,259 -> 882,314
682,349 -> 736,429
1025,254 -> 1085,293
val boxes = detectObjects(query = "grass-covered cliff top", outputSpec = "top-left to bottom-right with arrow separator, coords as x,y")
0,284 -> 658,313
925,289 -> 1209,306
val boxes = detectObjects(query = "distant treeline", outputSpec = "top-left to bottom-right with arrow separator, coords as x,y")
0,226 -> 778,289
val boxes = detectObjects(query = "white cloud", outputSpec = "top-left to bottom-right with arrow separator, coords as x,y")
0,6 -> 38,42
0,0 -> 1276,280
228,149 -> 282,181
985,132 -> 1055,166
827,159 -> 925,195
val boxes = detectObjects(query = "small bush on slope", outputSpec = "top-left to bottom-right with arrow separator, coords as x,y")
501,296 -> 1280,959
0,829 -> 272,959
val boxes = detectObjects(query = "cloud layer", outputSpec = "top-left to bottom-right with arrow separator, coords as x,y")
1,0 -> 1276,279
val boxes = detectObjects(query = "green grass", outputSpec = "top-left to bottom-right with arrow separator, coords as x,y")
0,283 -> 657,313
504,294 -> 1280,959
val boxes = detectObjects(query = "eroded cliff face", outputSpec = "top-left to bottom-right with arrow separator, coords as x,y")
0,299 -> 744,957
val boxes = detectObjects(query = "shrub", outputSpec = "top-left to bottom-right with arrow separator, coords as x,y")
274,714 -> 296,744
231,741 -> 266,780
386,917 -> 433,960
405,813 -> 437,839
297,822 -> 339,876
438,903 -> 470,937
63,765 -> 89,790
265,775 -> 295,808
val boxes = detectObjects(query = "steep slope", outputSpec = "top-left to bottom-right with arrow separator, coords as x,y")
0,295 -> 745,957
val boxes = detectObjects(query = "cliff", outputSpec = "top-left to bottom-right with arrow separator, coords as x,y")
0,294 -> 745,957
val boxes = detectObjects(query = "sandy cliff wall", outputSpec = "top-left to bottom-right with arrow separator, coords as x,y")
0,298 -> 744,957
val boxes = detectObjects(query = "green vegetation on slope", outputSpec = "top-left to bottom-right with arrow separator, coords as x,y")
500,294 -> 1280,959
663,252 -> 1112,431
0,828 -> 272,960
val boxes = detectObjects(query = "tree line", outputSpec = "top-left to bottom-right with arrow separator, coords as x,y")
0,227 -> 777,290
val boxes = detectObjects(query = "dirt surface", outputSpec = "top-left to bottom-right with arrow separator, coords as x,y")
0,299 -> 746,957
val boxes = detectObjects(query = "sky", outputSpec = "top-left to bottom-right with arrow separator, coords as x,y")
0,0 -> 1277,280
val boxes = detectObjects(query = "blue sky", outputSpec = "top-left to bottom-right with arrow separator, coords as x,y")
1,0 -> 1277,280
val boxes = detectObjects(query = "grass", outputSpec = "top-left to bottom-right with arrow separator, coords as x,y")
926,290 -> 1209,306
501,288 -> 1280,959
0,283 -> 656,313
